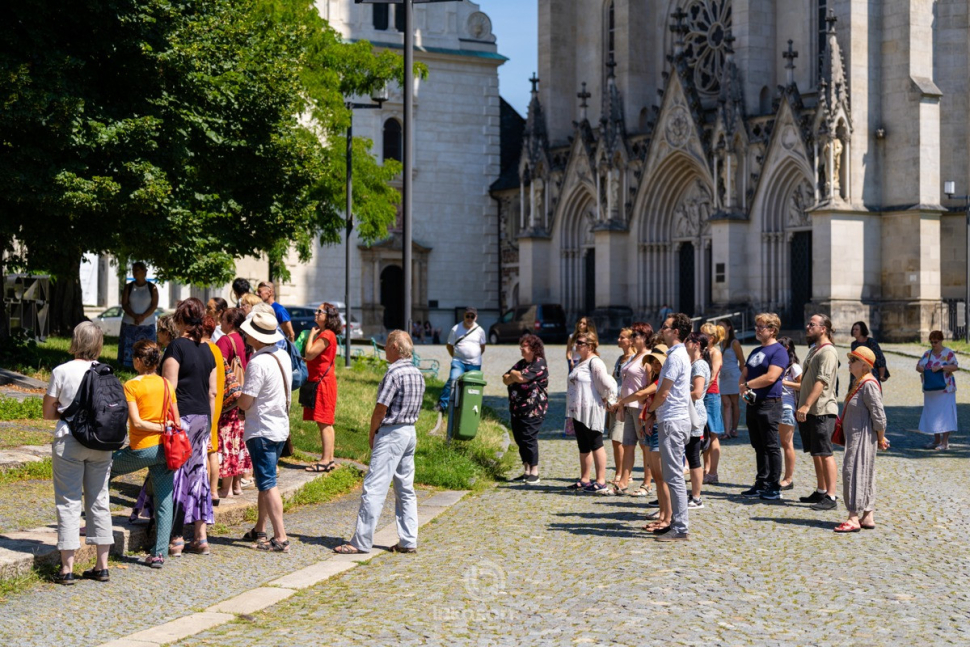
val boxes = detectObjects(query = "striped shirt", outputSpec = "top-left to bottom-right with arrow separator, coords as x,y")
376,359 -> 426,426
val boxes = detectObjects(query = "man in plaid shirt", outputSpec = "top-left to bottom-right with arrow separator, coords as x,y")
335,330 -> 425,554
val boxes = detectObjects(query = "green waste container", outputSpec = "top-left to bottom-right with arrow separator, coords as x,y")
449,370 -> 487,441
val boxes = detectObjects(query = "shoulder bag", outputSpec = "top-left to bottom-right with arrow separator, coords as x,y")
228,334 -> 246,387
922,356 -> 947,392
298,361 -> 332,409
832,378 -> 881,447
161,378 -> 192,470
268,351 -> 295,457
221,356 -> 242,411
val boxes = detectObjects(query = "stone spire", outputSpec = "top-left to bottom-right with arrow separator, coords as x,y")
577,82 -> 591,123
813,9 -> 852,203
717,31 -> 744,137
783,40 -> 798,88
599,55 -> 626,161
817,10 -> 852,132
523,72 -> 548,167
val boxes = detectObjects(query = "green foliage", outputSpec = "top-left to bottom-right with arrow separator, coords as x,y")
283,464 -> 363,511
0,397 -> 44,421
0,459 -> 54,485
0,0 -> 408,292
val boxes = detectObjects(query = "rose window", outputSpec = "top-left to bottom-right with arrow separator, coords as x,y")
681,0 -> 733,95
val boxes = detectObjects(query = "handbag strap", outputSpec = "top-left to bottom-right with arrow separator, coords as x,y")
229,334 -> 242,362
161,377 -> 177,427
267,350 -> 292,410
453,324 -> 480,346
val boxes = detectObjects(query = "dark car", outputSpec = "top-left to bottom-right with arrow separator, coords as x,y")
488,304 -> 568,344
285,306 -> 317,336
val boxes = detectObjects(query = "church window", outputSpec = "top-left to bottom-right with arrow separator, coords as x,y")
383,118 -> 403,163
681,0 -> 732,96
395,4 -> 407,32
606,1 -> 615,63
373,5 -> 389,30
816,0 -> 827,82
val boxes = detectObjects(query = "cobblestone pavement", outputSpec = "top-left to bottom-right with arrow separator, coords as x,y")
0,481 -> 436,647
170,346 -> 970,646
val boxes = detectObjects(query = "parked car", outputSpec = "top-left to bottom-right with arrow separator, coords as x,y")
91,306 -> 166,338
487,304 -> 568,344
287,303 -> 363,339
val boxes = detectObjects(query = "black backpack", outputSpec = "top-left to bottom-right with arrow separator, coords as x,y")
61,363 -> 129,451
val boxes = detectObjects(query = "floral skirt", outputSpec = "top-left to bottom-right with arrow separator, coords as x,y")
219,408 -> 251,478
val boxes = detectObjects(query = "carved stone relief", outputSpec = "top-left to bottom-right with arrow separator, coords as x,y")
674,180 -> 713,238
665,105 -> 692,149
786,180 -> 814,228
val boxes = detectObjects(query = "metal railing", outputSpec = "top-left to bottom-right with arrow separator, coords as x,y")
703,311 -> 750,341
937,299 -> 968,342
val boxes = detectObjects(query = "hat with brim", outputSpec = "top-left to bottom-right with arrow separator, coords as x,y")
240,311 -> 283,345
847,347 -> 876,369
646,344 -> 669,368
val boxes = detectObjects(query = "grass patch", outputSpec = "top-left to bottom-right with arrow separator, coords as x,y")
0,458 -> 53,485
0,425 -> 53,449
283,465 -> 364,512
0,396 -> 44,421
4,335 -> 134,383
289,362 -> 514,490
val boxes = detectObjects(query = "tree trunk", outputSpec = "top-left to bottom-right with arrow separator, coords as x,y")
49,249 -> 87,335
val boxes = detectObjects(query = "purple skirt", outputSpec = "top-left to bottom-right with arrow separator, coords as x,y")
171,414 -> 214,527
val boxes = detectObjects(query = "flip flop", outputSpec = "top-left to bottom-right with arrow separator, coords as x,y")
834,522 -> 862,533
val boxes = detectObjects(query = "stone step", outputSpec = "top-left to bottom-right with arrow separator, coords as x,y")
0,458 -> 367,581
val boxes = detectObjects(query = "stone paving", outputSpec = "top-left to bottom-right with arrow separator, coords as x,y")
1,344 -> 968,645
173,344 -> 970,646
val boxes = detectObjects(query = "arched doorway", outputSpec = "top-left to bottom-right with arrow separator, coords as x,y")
380,265 -> 404,331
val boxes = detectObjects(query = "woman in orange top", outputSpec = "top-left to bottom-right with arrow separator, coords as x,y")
111,340 -> 178,568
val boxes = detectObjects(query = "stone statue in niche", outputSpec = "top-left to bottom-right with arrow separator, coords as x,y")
721,152 -> 738,208
531,178 -> 544,227
787,180 -> 814,228
824,138 -> 843,197
608,168 -> 620,216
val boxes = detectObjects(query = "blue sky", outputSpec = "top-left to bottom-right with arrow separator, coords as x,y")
482,0 -> 537,117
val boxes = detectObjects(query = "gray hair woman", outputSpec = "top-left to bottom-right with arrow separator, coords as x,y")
836,347 -> 889,532
42,322 -> 114,584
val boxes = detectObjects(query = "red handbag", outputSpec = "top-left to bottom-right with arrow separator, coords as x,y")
160,378 -> 191,470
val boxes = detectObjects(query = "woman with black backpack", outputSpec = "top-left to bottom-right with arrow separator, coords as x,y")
43,322 -> 115,585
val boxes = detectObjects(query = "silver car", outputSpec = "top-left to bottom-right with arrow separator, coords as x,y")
91,306 -> 166,337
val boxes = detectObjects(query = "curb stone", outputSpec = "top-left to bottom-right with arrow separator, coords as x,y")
95,492 -> 470,647
0,458 -> 366,581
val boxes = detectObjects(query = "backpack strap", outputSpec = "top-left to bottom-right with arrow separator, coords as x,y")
60,363 -> 98,422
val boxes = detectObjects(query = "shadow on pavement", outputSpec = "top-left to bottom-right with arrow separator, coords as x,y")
749,515 -> 833,530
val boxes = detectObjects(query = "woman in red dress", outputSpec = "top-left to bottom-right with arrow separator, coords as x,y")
303,303 -> 342,472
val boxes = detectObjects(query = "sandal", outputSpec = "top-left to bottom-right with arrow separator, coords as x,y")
185,539 -> 210,555
389,544 -> 417,554
145,555 -> 165,569
334,544 -> 367,555
305,462 -> 334,473
629,486 -> 649,497
645,510 -> 662,521
567,481 -> 591,490
255,537 -> 290,552
242,527 -> 267,542
834,522 -> 861,533
703,473 -> 719,485
168,539 -> 185,558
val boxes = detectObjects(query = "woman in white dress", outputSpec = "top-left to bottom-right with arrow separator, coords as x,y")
916,330 -> 959,451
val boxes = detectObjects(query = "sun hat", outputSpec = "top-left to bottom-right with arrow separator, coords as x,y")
847,346 -> 876,369
240,311 -> 283,345
646,344 -> 669,367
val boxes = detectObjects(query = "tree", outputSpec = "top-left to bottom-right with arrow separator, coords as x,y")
0,0 -> 408,333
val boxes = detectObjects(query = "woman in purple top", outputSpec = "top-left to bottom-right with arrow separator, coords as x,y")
503,334 -> 549,484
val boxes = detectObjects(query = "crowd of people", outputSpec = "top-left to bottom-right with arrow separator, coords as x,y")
504,310 -> 955,541
41,266 -> 962,580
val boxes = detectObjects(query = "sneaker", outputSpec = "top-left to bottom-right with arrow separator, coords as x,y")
799,490 -> 827,504
687,496 -> 704,509
646,499 -> 660,508
511,473 -> 528,482
810,496 -> 838,511
759,489 -> 782,501
525,474 -> 540,485
740,485 -> 764,497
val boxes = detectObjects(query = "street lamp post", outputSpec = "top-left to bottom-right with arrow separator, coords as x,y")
944,181 -> 970,344
345,88 -> 388,367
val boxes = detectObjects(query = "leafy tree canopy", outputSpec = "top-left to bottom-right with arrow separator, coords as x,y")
0,0 -> 414,330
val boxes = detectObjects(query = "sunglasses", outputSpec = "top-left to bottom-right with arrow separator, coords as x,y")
464,314 -> 476,319
848,357 -> 858,364
315,309 -> 325,315
575,341 -> 589,347
660,325 -> 671,331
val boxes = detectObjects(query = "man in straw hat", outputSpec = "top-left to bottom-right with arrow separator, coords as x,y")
237,311 -> 292,552
335,330 -> 425,554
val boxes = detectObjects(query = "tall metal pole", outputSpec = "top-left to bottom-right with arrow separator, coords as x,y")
345,113 -> 353,367
403,0 -> 413,335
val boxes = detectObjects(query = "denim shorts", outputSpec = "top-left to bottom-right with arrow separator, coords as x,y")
640,423 -> 659,451
781,404 -> 796,427
245,437 -> 286,491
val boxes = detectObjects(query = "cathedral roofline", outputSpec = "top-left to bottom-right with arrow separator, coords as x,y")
350,39 -> 509,63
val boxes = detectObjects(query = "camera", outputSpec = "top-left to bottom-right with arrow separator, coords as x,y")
742,390 -> 757,405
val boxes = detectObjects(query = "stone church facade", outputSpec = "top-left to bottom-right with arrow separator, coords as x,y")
504,0 -> 968,341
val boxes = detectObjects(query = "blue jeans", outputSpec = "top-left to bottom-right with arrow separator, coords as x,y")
437,359 -> 481,410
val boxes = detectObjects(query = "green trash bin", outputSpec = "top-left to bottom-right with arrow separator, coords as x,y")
449,370 -> 487,441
